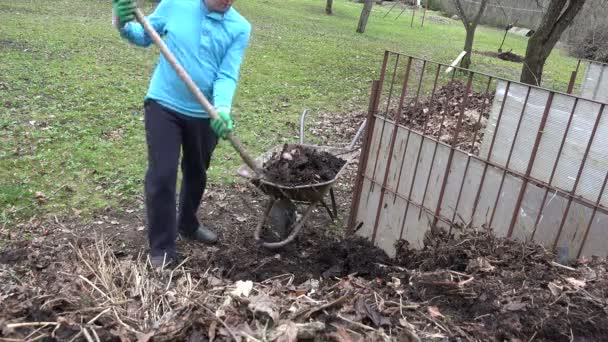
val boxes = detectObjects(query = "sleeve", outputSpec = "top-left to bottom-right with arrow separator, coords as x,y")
118,0 -> 173,47
212,25 -> 252,111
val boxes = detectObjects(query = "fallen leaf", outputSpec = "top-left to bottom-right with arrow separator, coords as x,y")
137,226 -> 145,231
208,320 -> 217,342
427,306 -> 444,318
332,325 -> 353,342
34,191 -> 47,204
356,297 -> 390,327
248,294 -> 279,322
235,215 -> 247,222
136,332 -> 154,342
466,257 -> 495,273
548,282 -> 563,297
566,277 -> 586,288
231,280 -> 253,297
505,301 -> 527,311
72,208 -> 82,216
110,220 -> 119,225
275,321 -> 298,342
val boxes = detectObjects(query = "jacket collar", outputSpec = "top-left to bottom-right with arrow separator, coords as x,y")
202,0 -> 229,21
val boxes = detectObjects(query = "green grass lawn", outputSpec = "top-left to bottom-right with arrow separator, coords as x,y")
0,0 -> 580,226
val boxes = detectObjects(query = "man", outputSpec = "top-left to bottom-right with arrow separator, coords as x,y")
112,0 -> 251,267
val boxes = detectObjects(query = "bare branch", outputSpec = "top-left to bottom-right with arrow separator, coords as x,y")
452,0 -> 470,25
472,0 -> 489,26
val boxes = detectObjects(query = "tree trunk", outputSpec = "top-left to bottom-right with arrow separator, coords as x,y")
521,36 -> 548,86
326,0 -> 333,15
356,0 -> 374,33
520,0 -> 587,85
461,25 -> 476,69
452,0 -> 488,70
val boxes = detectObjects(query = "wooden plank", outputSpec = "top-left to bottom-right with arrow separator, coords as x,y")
490,173 -> 523,237
355,178 -> 381,241
423,143 -> 451,215
555,202 -> 594,261
579,211 -> 608,258
438,150 -> 469,221
472,166 -> 502,228
396,132 -> 422,198
511,182 -> 547,241
531,192 -> 569,250
374,193 -> 408,257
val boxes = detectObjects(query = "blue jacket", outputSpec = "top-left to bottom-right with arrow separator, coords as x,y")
119,0 -> 251,118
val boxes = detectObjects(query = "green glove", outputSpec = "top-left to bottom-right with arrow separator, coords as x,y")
112,0 -> 136,25
211,107 -> 234,139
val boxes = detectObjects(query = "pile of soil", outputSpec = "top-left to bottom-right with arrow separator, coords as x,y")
401,80 -> 495,154
394,227 -> 608,341
476,50 -> 525,63
263,144 -> 346,186
497,51 -> 525,62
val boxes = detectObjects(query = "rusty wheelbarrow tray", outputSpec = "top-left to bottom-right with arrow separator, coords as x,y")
237,110 -> 366,249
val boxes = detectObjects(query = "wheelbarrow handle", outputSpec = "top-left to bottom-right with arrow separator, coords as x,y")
133,8 -> 263,176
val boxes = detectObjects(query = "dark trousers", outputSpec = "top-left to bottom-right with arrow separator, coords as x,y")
143,100 -> 217,257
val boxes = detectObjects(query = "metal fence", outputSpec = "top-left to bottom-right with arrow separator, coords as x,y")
348,51 -> 608,261
569,59 -> 608,103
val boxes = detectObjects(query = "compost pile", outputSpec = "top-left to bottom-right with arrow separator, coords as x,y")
402,80 -> 495,154
2,224 -> 607,341
263,144 -> 346,186
497,51 -> 524,62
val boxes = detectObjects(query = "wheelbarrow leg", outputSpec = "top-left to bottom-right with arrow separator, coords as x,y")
330,188 -> 338,218
254,198 -> 276,242
321,200 -> 335,222
255,201 -> 318,249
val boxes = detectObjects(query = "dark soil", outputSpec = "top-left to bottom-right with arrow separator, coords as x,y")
401,80 -> 495,154
394,227 -> 608,341
263,144 -> 346,186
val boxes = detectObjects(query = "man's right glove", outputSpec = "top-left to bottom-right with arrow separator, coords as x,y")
112,0 -> 136,26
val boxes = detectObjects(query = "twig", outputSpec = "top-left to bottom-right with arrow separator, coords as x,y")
79,275 -> 114,304
112,308 -> 141,334
336,314 -> 376,331
87,308 -> 111,325
6,322 -> 59,329
91,328 -> 101,342
82,328 -> 95,342
551,261 -> 577,272
199,302 -> 239,342
295,292 -> 351,320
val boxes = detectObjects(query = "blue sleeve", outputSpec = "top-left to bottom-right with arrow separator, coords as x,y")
213,25 -> 251,110
119,0 -> 172,47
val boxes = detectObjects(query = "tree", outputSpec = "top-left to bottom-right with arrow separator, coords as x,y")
521,0 -> 587,86
356,0 -> 374,33
452,0 -> 489,69
326,0 -> 333,15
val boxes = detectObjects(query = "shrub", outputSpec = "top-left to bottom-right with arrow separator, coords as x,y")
572,25 -> 608,63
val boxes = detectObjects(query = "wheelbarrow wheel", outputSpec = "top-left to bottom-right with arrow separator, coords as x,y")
269,199 -> 297,240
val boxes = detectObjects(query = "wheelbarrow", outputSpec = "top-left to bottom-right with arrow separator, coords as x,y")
237,110 -> 367,249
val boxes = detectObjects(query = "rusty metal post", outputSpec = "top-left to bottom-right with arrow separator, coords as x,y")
470,81 -> 512,224
370,57 -> 414,242
506,93 -> 555,238
347,80 -> 382,233
488,87 -> 532,228
398,64 -> 442,239
567,59 -> 582,94
370,54 -> 400,189
434,72 -> 474,228
530,98 -> 580,241
552,103 -> 606,250
451,77 -> 493,224
577,167 -> 608,258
